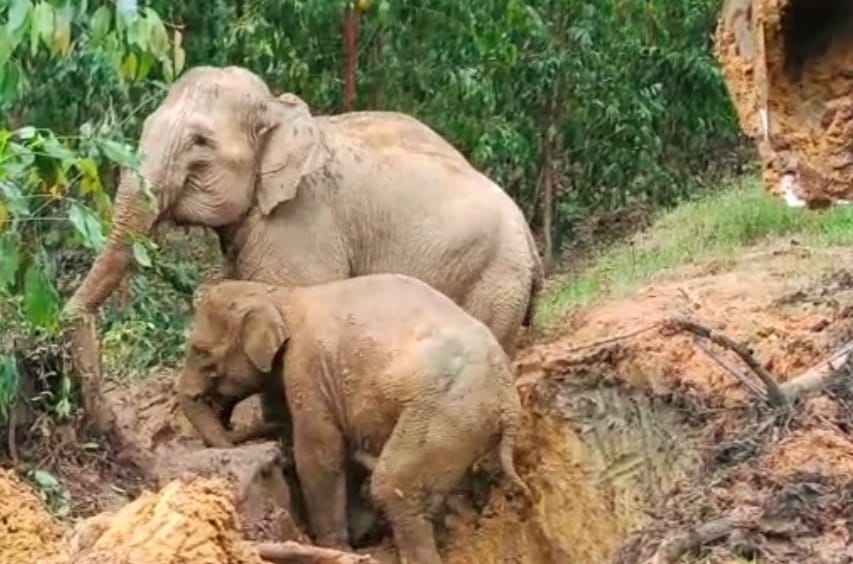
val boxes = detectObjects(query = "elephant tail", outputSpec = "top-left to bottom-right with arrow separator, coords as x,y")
522,224 -> 545,328
498,403 -> 533,503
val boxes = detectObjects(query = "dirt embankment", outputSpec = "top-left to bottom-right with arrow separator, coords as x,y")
7,242 -> 853,563
715,0 -> 853,205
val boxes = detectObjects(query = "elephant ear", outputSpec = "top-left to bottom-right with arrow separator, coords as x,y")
256,93 -> 328,216
241,298 -> 289,373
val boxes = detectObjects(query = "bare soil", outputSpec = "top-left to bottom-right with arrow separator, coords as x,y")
6,241 -> 853,563
715,0 -> 853,205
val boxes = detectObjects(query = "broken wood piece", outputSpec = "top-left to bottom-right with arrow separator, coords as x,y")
692,337 -> 766,398
256,541 -> 380,564
668,317 -> 788,407
644,517 -> 744,564
779,337 -> 853,400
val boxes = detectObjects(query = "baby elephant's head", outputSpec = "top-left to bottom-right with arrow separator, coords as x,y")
178,281 -> 290,448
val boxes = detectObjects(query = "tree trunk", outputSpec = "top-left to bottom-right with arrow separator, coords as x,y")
541,135 -> 555,275
369,27 -> 383,108
342,3 -> 361,111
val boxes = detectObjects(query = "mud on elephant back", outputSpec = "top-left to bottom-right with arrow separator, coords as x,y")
59,64 -> 543,435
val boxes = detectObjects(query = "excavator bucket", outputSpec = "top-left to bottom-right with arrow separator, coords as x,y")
714,0 -> 853,207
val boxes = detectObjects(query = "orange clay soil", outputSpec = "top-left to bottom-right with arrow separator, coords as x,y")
715,0 -> 853,204
0,469 -> 68,564
68,478 -> 264,564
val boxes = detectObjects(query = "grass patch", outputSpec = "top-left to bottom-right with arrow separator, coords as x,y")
538,176 -> 853,327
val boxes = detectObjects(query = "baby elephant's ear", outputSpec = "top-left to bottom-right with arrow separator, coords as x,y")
241,299 -> 289,372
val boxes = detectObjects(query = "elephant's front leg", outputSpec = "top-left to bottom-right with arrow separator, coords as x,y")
292,410 -> 350,549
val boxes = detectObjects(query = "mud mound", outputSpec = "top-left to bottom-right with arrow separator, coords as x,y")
715,0 -> 853,205
0,468 -> 67,564
69,478 -> 263,564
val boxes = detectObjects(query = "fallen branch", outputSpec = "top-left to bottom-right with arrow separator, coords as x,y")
779,338 -> 853,400
561,321 -> 664,355
692,337 -> 766,398
256,541 -> 379,564
644,517 -> 745,564
668,317 -> 788,407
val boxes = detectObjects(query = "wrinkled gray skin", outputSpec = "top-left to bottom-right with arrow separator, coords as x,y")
178,275 -> 531,564
63,65 -> 543,355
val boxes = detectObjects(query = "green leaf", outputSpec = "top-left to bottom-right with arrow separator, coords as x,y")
0,181 -> 30,217
90,5 -> 111,42
7,0 -> 32,40
121,52 -> 137,80
23,254 -> 60,332
136,51 -> 155,80
0,354 -> 19,421
99,139 -> 138,168
31,469 -> 60,490
50,1 -> 72,55
132,240 -> 152,268
144,7 -> 168,56
0,27 -> 13,68
125,16 -> 146,50
40,133 -> 75,161
33,1 -> 54,50
68,202 -> 106,251
0,232 -> 20,291
15,125 -> 36,139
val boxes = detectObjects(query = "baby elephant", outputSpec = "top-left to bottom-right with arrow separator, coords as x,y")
178,274 -> 531,564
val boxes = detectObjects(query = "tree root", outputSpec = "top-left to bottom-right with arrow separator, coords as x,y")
643,517 -> 746,564
667,317 -> 853,407
255,541 -> 379,564
667,317 -> 789,407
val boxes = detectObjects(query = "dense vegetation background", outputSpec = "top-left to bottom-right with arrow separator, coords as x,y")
0,0 -> 746,426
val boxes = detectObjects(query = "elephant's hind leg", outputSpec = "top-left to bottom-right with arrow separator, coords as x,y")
370,404 -> 488,564
462,265 -> 529,355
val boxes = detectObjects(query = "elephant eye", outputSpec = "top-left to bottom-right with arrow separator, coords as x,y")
192,134 -> 210,147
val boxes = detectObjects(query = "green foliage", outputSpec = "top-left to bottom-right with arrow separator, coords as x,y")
0,1 -> 181,421
538,177 -> 853,327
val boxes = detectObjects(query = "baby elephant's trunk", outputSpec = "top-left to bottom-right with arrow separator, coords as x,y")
498,403 -> 533,503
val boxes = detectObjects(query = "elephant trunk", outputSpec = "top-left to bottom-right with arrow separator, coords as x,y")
65,168 -> 160,315
179,394 -> 236,448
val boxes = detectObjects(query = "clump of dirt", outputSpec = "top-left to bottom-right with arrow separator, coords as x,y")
715,0 -> 853,205
0,468 -> 68,564
68,478 -> 264,564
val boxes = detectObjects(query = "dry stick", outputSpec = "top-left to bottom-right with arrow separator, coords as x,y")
779,337 -> 853,399
668,317 -> 788,407
255,541 -> 379,564
644,517 -> 744,564
692,337 -> 766,398
560,321 -> 665,355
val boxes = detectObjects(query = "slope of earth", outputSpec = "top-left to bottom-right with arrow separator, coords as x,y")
442,241 -> 853,563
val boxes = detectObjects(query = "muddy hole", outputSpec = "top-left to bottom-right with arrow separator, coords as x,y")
782,0 -> 853,81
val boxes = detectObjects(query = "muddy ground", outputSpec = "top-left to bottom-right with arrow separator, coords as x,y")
6,240 -> 853,563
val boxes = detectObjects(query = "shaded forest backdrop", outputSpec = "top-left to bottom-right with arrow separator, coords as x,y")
0,0 -> 747,422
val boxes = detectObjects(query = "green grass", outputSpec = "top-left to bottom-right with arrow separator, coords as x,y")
537,176 -> 853,327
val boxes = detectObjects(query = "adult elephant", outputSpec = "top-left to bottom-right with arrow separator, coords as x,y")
64,65 -> 542,417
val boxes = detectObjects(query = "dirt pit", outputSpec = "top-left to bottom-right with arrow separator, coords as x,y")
715,0 -> 853,206
7,242 -> 853,563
